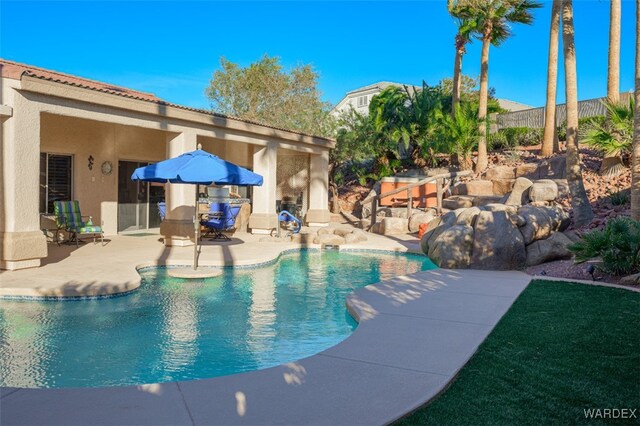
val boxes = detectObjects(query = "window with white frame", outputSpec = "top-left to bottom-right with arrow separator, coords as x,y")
356,95 -> 368,108
40,153 -> 73,214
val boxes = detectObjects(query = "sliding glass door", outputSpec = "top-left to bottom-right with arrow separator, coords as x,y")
118,161 -> 164,232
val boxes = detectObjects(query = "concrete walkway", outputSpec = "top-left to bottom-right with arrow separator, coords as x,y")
0,268 -> 531,425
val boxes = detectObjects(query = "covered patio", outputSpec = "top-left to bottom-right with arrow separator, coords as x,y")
0,59 -> 334,270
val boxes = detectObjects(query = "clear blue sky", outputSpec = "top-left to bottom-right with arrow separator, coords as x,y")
1,0 -> 636,110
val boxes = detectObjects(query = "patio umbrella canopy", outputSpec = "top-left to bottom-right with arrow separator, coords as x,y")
131,149 -> 263,271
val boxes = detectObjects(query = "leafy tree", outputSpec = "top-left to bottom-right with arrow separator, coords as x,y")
205,55 -> 333,137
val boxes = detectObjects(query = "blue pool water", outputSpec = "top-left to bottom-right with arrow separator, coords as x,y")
0,250 -> 435,388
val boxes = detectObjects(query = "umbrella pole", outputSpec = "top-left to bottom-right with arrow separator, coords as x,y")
194,184 -> 199,270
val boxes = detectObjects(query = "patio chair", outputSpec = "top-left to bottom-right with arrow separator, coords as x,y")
200,203 -> 240,241
53,200 -> 104,247
158,202 -> 166,221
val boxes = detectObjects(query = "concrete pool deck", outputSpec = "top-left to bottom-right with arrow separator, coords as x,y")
0,227 -> 421,298
0,229 -> 532,425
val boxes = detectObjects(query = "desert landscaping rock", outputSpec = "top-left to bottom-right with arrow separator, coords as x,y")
408,211 -> 437,233
484,165 -> 516,181
428,225 -> 474,269
492,178 -> 516,196
471,195 -> 504,207
442,195 -> 474,210
545,205 -> 571,232
379,217 -> 409,235
344,229 -> 368,244
451,180 -> 494,196
539,156 -> 567,179
525,232 -> 573,266
619,273 -> 640,286
313,233 -> 346,245
529,179 -> 559,202
470,210 -> 527,270
505,177 -> 534,206
518,205 -> 554,245
455,207 -> 481,227
515,163 -> 539,179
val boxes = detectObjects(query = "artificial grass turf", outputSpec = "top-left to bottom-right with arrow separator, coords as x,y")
396,280 -> 640,425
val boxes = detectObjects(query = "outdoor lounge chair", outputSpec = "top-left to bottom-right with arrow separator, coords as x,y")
200,203 -> 240,241
53,200 -> 104,247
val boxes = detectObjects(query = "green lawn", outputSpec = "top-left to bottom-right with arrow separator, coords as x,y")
396,280 -> 640,425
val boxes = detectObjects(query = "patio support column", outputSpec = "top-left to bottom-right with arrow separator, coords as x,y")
161,131 -> 197,246
0,97 -> 47,270
249,142 -> 278,234
305,150 -> 331,227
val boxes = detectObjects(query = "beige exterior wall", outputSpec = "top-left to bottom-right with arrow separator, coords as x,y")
40,114 -> 167,236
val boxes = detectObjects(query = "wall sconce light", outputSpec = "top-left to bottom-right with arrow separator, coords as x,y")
88,155 -> 94,170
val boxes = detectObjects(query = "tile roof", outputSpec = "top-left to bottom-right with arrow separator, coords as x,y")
0,58 -> 334,142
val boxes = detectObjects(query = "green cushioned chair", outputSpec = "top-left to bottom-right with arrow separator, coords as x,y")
53,200 -> 104,247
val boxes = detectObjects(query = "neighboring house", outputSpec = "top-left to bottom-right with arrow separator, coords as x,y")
496,98 -> 533,112
0,58 -> 334,270
331,81 -> 419,117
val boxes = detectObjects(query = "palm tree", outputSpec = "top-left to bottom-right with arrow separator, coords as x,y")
448,0 -> 476,117
632,0 -> 640,221
607,0 -> 621,104
562,0 -> 594,227
582,99 -> 634,177
541,0 -> 561,157
600,0 -> 623,176
435,102 -> 481,171
469,0 -> 542,172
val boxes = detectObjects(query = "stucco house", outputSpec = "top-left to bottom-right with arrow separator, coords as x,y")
0,58 -> 334,270
330,81 -> 419,117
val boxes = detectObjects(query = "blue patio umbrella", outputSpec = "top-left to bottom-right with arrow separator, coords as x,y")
131,148 -> 263,270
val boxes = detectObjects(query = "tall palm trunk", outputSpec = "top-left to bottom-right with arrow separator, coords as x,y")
542,0 -> 562,157
601,0 -> 623,176
631,0 -> 640,220
562,0 -> 594,227
452,34 -> 466,117
607,0 -> 621,104
476,25 -> 492,172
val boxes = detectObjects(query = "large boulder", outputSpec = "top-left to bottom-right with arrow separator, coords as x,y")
455,207 -> 482,227
529,179 -> 559,202
484,165 -> 516,181
428,225 -> 474,269
518,205 -> 554,244
505,177 -> 534,206
442,195 -> 474,210
545,205 -> 571,232
313,233 -> 346,245
451,180 -> 494,196
515,163 -> 539,179
493,179 -> 516,196
344,229 -> 368,244
379,217 -> 409,235
470,210 -> 527,270
539,156 -> 566,179
408,210 -> 437,233
472,195 -> 504,207
525,232 -> 573,266
553,179 -> 570,198
420,211 -> 459,254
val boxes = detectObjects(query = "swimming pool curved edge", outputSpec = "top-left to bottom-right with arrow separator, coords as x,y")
0,245 -> 426,300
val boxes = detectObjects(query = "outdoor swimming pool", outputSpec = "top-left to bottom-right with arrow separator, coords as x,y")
0,250 -> 436,388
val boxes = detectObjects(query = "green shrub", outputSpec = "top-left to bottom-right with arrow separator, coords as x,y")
609,189 -> 630,206
488,131 -> 510,150
495,127 -> 542,147
568,217 -> 640,276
